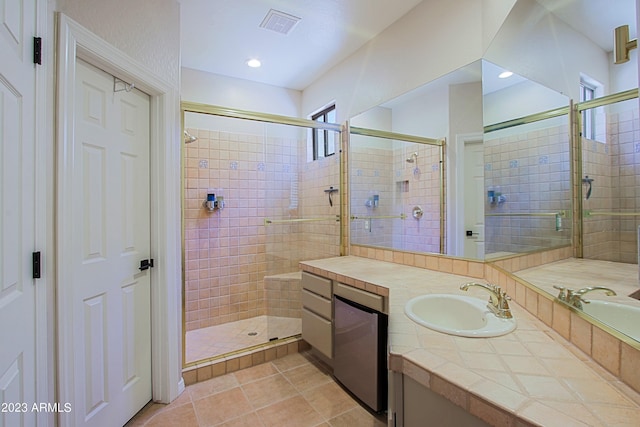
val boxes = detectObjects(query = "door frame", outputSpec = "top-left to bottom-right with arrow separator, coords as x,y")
447,132 -> 483,257
56,13 -> 183,417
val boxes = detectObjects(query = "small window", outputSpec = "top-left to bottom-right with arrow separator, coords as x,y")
311,105 -> 336,160
580,81 -> 596,140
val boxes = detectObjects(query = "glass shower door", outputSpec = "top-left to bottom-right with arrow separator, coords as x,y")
580,97 -> 640,263
182,107 -> 342,366
263,122 -> 342,343
349,133 -> 443,254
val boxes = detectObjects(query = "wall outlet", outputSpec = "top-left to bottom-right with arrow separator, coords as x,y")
364,219 -> 371,232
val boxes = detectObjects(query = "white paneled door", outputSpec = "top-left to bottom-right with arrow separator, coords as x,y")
0,0 -> 37,426
463,141 -> 485,259
63,59 -> 152,426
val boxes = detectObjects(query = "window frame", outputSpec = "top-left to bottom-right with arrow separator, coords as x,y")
580,81 -> 596,140
311,104 -> 336,160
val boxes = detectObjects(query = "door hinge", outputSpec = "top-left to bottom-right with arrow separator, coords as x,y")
33,37 -> 42,65
32,252 -> 41,279
139,259 -> 154,271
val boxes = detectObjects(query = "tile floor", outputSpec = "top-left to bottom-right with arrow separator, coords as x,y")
186,316 -> 302,364
127,351 -> 387,427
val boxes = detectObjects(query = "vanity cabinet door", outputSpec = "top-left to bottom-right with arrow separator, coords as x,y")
301,308 -> 332,358
403,376 -> 489,427
301,272 -> 333,359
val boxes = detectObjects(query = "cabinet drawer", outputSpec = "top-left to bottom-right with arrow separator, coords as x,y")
302,289 -> 332,319
334,282 -> 384,313
301,271 -> 332,298
302,308 -> 332,359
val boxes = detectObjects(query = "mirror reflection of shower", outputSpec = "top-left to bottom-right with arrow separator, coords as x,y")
184,130 -> 198,144
582,175 -> 594,200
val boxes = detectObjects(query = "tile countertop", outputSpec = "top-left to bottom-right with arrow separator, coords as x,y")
300,256 -> 640,427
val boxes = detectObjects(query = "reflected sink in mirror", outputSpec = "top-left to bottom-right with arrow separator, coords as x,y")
404,294 -> 516,337
582,300 -> 640,342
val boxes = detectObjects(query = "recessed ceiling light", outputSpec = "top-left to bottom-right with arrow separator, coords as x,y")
247,59 -> 261,68
498,71 -> 513,79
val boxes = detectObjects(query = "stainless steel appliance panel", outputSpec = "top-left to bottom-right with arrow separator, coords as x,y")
333,295 -> 387,412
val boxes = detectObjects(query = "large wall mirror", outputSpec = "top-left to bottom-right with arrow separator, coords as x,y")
349,60 -> 483,257
349,0 -> 640,344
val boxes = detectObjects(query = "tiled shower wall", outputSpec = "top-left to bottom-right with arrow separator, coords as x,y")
582,104 -> 640,263
184,127 -> 340,332
350,145 -> 395,247
484,123 -> 572,254
393,143 -> 442,253
350,141 -> 441,253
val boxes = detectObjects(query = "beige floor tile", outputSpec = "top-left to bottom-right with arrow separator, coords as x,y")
241,373 -> 298,409
193,387 -> 253,426
302,381 -> 359,419
145,403 -> 199,427
188,373 -> 239,401
233,361 -> 279,384
215,412 -> 263,427
256,395 -> 325,427
129,352 -> 374,427
282,362 -> 333,392
124,403 -> 166,426
327,405 -> 386,427
272,352 -> 312,372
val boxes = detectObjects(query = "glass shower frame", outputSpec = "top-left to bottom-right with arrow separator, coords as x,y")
483,88 -> 640,259
573,89 -> 640,261
181,102 -> 344,368
483,106 -> 573,256
347,125 -> 446,254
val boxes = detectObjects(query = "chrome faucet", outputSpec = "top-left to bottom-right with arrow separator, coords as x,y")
460,282 -> 513,319
553,285 -> 617,310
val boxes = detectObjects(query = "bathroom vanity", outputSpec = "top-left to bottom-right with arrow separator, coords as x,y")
300,256 -> 640,427
301,271 -> 388,413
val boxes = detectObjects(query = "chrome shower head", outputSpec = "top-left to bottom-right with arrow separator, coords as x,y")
184,130 -> 198,144
406,152 -> 418,163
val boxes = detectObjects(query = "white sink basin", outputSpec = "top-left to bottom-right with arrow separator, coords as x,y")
582,300 -> 640,341
404,294 -> 516,338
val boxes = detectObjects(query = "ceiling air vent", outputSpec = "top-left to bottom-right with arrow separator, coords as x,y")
259,9 -> 301,35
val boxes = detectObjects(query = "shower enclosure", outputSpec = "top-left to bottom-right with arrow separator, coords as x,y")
349,130 -> 445,253
576,91 -> 640,263
484,113 -> 573,256
483,88 -> 640,264
182,104 -> 341,366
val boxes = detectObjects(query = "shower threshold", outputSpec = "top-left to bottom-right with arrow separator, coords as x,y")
185,315 -> 301,365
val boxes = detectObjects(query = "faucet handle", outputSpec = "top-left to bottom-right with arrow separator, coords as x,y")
553,285 -> 568,300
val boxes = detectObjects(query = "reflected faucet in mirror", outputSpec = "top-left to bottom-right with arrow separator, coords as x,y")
553,285 -> 617,310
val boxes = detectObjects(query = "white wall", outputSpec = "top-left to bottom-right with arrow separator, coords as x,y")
181,67 -> 301,115
302,0 -> 514,122
483,0 -> 609,101
391,85 -> 450,139
55,0 -> 181,88
483,79 -> 570,126
181,68 -> 303,137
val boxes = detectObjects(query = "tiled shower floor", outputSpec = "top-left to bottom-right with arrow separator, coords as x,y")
186,315 -> 302,364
